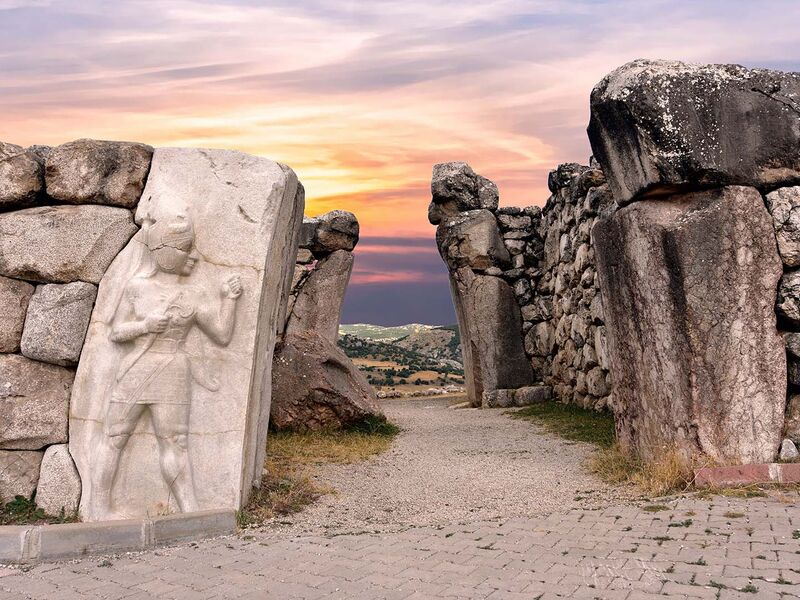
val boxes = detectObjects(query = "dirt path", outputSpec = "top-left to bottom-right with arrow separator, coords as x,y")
277,397 -> 634,535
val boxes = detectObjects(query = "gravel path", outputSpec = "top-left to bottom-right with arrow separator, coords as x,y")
276,397 -> 634,535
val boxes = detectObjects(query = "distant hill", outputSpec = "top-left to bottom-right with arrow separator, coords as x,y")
339,324 -> 461,366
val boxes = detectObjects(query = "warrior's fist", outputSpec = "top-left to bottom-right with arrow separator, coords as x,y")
145,313 -> 170,333
222,275 -> 243,299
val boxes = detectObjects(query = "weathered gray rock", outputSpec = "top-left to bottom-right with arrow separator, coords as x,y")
429,162 -> 499,224
589,60 -> 800,205
0,205 -> 137,283
0,276 -> 34,353
271,331 -> 383,431
20,282 -> 97,366
0,142 -> 44,209
34,444 -> 81,516
513,385 -> 553,406
0,354 -> 72,450
285,250 -> 353,342
45,139 -> 153,208
765,187 -> 800,267
780,438 -> 800,461
777,270 -> 800,325
786,394 -> 800,443
27,145 -> 52,162
0,450 -> 42,501
437,210 -> 510,271
594,186 -> 785,464
450,269 -> 533,406
299,210 -> 359,254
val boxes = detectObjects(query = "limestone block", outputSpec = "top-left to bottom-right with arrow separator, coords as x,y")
594,186 -> 785,464
513,385 -> 553,406
765,186 -> 800,267
69,147 -> 303,521
299,210 -> 359,254
45,139 -> 153,208
436,210 -> 510,271
35,444 -> 81,516
271,331 -> 383,431
0,354 -> 72,450
0,142 -> 44,210
481,389 -> 515,408
450,269 -> 533,406
780,438 -> 800,461
525,321 -> 555,358
585,367 -> 609,397
589,60 -> 800,205
0,205 -> 137,284
0,450 -> 42,501
20,282 -> 97,366
285,250 -> 353,342
778,270 -> 800,325
0,276 -> 34,352
428,162 -> 498,224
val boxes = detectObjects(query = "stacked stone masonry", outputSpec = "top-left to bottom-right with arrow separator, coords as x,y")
0,138 -> 307,523
433,60 -> 800,465
0,139 -> 150,513
429,161 -> 611,410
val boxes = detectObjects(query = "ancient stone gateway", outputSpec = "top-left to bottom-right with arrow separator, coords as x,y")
0,140 -> 304,527
431,60 -> 800,467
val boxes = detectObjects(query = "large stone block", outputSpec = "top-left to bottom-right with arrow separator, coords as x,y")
0,142 -> 44,210
436,210 -> 510,271
593,186 -> 785,464
271,331 -> 383,431
0,450 -> 43,501
0,205 -> 137,284
69,147 -> 303,521
0,354 -> 72,450
765,186 -> 800,267
299,210 -> 359,254
45,139 -> 153,208
20,282 -> 97,366
428,162 -> 499,224
35,444 -> 81,516
0,275 -> 34,353
589,60 -> 800,205
450,269 -> 533,406
285,249 -> 353,342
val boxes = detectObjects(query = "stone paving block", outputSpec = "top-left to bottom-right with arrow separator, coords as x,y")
36,519 -> 149,560
150,509 -> 236,545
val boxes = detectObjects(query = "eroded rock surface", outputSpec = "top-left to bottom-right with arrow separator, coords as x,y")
589,59 -> 800,205
35,444 -> 81,516
0,205 -> 137,283
437,209 -> 510,271
0,450 -> 42,501
45,139 -> 153,208
285,249 -> 353,342
429,162 -> 499,224
271,331 -> 383,431
765,186 -> 800,267
594,186 -> 785,463
0,142 -> 44,210
299,210 -> 359,254
0,354 -> 72,450
0,276 -> 34,353
20,281 -> 97,366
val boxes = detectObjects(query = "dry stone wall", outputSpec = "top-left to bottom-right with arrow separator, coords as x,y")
0,138 -> 305,519
0,139 -> 149,512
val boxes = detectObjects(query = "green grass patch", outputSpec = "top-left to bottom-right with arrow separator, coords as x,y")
0,495 -> 78,526
509,401 -> 615,448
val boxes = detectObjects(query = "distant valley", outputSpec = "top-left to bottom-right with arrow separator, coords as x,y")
338,324 -> 464,394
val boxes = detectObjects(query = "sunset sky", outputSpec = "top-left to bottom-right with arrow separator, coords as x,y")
3,1 -> 800,324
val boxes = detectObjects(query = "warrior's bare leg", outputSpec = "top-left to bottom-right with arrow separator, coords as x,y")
151,403 -> 198,513
92,402 -> 146,519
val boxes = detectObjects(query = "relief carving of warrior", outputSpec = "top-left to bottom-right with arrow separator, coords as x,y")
91,212 -> 242,518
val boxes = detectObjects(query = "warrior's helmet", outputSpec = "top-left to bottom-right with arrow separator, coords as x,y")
142,212 -> 196,274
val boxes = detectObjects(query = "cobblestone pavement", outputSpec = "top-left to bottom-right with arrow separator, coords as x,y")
2,495 -> 799,599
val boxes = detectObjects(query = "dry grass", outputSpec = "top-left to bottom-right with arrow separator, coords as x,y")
238,418 -> 400,527
590,444 -> 694,497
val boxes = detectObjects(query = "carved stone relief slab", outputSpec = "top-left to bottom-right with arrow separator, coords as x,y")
69,148 -> 303,521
